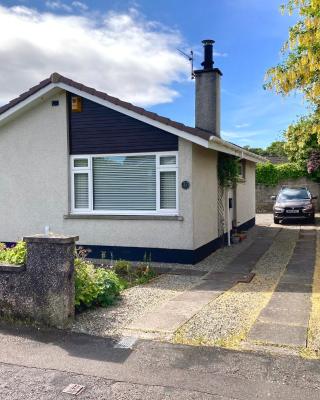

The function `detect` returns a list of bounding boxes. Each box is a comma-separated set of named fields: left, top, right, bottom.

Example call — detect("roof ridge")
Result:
left=0, top=72, right=213, bottom=141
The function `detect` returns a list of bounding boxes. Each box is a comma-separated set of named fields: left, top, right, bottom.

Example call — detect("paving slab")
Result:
left=127, top=230, right=275, bottom=336
left=190, top=280, right=233, bottom=292
left=259, top=306, right=310, bottom=327
left=128, top=310, right=189, bottom=332
left=248, top=229, right=316, bottom=349
left=249, top=322, right=307, bottom=347
left=275, top=282, right=312, bottom=293
left=281, top=272, right=313, bottom=285
left=203, top=271, right=246, bottom=281
left=267, top=295, right=311, bottom=312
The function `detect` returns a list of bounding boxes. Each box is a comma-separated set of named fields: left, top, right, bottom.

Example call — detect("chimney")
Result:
left=194, top=39, right=222, bottom=137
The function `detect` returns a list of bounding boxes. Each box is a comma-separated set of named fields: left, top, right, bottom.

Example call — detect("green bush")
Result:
left=0, top=242, right=154, bottom=312
left=114, top=259, right=132, bottom=276
left=218, top=154, right=240, bottom=187
left=0, top=241, right=27, bottom=265
left=74, top=258, right=125, bottom=309
left=135, top=263, right=156, bottom=284
left=256, top=162, right=306, bottom=186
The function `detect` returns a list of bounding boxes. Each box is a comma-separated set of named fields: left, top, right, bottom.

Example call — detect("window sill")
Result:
left=64, top=214, right=184, bottom=221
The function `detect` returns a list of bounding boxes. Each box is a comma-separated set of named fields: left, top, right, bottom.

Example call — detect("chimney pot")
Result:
left=201, top=39, right=215, bottom=70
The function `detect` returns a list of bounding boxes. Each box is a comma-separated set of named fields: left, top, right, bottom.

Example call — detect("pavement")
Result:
left=0, top=323, right=320, bottom=399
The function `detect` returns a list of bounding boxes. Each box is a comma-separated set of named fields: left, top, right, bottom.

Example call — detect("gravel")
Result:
left=71, top=274, right=199, bottom=338
left=174, top=228, right=299, bottom=347
left=72, top=215, right=299, bottom=341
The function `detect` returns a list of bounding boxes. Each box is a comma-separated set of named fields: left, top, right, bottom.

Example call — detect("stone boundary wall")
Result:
left=0, top=234, right=78, bottom=328
left=256, top=177, right=320, bottom=213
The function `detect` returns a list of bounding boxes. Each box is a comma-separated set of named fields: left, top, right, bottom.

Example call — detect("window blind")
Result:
left=93, top=155, right=156, bottom=211
left=74, top=173, right=89, bottom=209
left=160, top=171, right=176, bottom=209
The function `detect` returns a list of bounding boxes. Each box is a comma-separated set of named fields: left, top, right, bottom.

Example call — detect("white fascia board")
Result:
left=208, top=137, right=268, bottom=163
left=0, top=84, right=58, bottom=126
left=55, top=82, right=210, bottom=148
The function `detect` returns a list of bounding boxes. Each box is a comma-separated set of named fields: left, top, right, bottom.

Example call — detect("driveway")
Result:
left=72, top=214, right=320, bottom=357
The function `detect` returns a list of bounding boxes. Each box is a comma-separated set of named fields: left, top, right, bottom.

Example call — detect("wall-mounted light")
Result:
left=71, top=96, right=82, bottom=112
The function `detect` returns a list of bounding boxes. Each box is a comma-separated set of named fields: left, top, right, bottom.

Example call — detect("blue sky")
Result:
left=0, top=0, right=308, bottom=148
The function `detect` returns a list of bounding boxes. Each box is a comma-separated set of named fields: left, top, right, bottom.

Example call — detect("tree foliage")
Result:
left=256, top=162, right=305, bottom=186
left=265, top=0, right=320, bottom=175
left=243, top=141, right=286, bottom=157
left=265, top=0, right=320, bottom=108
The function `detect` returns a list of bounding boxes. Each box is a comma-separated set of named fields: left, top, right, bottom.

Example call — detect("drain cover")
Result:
left=62, top=384, right=86, bottom=396
left=114, top=336, right=138, bottom=349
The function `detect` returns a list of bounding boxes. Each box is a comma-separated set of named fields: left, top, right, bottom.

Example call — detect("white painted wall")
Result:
left=192, top=144, right=218, bottom=248
left=0, top=90, right=255, bottom=253
left=0, top=98, right=194, bottom=250
left=0, top=90, right=69, bottom=241
left=235, top=161, right=256, bottom=227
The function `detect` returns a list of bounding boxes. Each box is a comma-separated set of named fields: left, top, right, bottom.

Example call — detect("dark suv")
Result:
left=271, top=187, right=316, bottom=224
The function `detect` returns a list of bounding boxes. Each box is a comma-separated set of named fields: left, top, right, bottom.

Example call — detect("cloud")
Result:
left=235, top=123, right=250, bottom=129
left=0, top=5, right=189, bottom=107
left=45, top=1, right=72, bottom=12
left=71, top=1, right=88, bottom=11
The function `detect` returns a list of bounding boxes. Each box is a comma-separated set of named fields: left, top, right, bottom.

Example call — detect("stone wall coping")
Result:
left=23, top=234, right=79, bottom=244
left=0, top=263, right=26, bottom=273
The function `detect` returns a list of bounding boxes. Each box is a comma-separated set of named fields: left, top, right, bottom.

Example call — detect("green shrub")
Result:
left=256, top=162, right=305, bottom=186
left=135, top=263, right=156, bottom=284
left=114, top=259, right=132, bottom=276
left=0, top=241, right=26, bottom=265
left=218, top=154, right=240, bottom=187
left=74, top=258, right=125, bottom=309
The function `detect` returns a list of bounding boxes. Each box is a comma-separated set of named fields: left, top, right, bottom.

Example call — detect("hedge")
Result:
left=256, top=162, right=306, bottom=186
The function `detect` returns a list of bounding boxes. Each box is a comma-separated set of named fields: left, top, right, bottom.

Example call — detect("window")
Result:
left=71, top=152, right=178, bottom=215
left=239, top=160, right=246, bottom=180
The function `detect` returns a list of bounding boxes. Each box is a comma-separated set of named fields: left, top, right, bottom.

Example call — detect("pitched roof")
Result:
left=0, top=72, right=212, bottom=142
left=0, top=72, right=267, bottom=163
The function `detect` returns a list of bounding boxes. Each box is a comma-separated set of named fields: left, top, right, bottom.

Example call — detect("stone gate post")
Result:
left=23, top=234, right=79, bottom=328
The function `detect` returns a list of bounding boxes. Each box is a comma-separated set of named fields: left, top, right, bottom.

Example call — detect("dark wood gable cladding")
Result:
left=68, top=93, right=178, bottom=155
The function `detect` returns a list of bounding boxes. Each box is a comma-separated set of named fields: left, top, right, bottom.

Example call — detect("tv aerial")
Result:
left=177, top=49, right=195, bottom=79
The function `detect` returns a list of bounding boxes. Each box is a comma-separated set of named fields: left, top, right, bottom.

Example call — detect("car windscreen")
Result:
left=278, top=189, right=310, bottom=201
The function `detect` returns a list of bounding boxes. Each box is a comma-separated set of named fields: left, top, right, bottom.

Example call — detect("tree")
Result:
left=265, top=0, right=320, bottom=109
left=265, top=0, right=320, bottom=176
left=243, top=146, right=267, bottom=156
left=243, top=141, right=286, bottom=157
left=265, top=141, right=286, bottom=157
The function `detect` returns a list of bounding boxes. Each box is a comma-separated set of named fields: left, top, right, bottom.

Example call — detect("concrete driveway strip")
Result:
left=249, top=229, right=316, bottom=347
left=127, top=231, right=277, bottom=335
left=0, top=324, right=320, bottom=399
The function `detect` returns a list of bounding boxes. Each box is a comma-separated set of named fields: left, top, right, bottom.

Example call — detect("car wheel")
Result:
left=274, top=217, right=280, bottom=224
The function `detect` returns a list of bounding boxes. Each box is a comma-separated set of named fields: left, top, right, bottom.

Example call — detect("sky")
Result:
left=0, top=0, right=309, bottom=148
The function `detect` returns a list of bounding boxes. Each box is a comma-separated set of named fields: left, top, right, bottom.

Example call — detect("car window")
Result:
left=278, top=188, right=310, bottom=201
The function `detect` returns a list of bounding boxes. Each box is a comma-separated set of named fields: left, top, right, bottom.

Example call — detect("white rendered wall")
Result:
left=235, top=161, right=256, bottom=227
left=0, top=97, right=194, bottom=250
left=192, top=144, right=218, bottom=248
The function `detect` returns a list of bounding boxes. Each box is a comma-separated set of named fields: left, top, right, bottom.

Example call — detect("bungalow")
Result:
left=0, top=40, right=265, bottom=264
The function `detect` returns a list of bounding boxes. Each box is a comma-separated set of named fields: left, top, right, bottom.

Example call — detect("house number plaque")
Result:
left=181, top=180, right=190, bottom=190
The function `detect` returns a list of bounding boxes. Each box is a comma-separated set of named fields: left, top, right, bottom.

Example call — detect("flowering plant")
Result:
left=307, top=151, right=320, bottom=174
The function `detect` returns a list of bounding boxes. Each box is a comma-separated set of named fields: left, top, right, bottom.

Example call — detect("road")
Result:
left=0, top=323, right=320, bottom=399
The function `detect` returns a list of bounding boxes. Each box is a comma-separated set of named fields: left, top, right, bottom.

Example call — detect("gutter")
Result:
left=208, top=135, right=268, bottom=163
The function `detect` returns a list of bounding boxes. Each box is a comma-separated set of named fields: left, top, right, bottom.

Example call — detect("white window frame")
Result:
left=70, top=151, right=179, bottom=216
